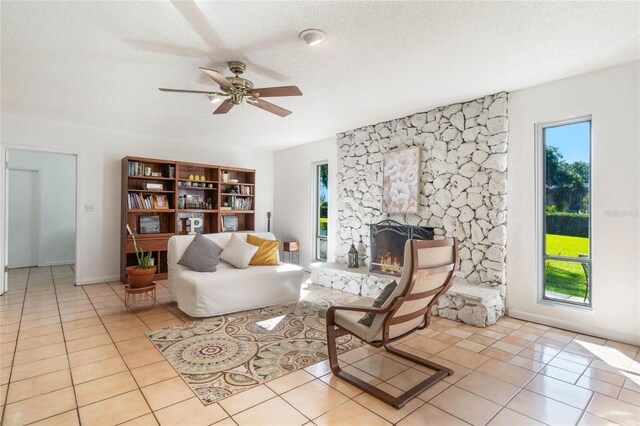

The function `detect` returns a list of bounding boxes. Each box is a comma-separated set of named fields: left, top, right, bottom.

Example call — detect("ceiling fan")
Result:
left=159, top=61, right=302, bottom=117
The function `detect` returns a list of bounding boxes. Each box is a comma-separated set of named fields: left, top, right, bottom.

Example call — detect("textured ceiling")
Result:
left=1, top=1, right=638, bottom=150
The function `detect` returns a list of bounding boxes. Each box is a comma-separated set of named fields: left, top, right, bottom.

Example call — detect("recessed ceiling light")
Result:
left=299, top=29, right=326, bottom=47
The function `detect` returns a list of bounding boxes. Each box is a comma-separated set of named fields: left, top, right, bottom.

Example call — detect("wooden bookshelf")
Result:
left=121, top=156, right=256, bottom=283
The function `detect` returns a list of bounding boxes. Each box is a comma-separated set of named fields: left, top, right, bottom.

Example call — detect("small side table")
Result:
left=283, top=241, right=300, bottom=264
left=124, top=284, right=157, bottom=312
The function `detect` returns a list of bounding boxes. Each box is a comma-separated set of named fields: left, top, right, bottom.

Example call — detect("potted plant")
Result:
left=125, top=225, right=156, bottom=288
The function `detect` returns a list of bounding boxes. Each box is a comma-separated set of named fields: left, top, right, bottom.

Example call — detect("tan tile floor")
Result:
left=1, top=266, right=639, bottom=425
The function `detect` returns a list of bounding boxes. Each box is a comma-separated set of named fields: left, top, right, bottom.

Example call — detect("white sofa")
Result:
left=167, top=232, right=304, bottom=317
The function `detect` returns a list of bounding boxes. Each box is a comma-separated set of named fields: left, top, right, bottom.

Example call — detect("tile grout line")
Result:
left=78, top=280, right=163, bottom=425
left=47, top=266, right=82, bottom=425
left=0, top=267, right=30, bottom=426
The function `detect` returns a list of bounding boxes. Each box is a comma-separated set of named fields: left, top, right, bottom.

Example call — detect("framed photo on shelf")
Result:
left=222, top=215, right=239, bottom=232
left=153, top=194, right=169, bottom=209
left=139, top=216, right=160, bottom=234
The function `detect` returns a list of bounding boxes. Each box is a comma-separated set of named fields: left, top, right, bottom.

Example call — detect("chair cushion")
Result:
left=220, top=233, right=259, bottom=269
left=177, top=233, right=223, bottom=272
left=358, top=281, right=397, bottom=326
left=247, top=234, right=279, bottom=266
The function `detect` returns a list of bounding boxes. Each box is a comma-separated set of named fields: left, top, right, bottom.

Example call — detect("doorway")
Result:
left=3, top=149, right=77, bottom=293
left=8, top=169, right=40, bottom=268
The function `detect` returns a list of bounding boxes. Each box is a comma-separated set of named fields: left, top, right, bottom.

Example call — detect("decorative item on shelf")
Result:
left=200, top=175, right=206, bottom=181
left=347, top=243, right=360, bottom=268
left=153, top=194, right=169, bottom=209
left=267, top=212, right=272, bottom=232
left=178, top=195, right=186, bottom=209
left=151, top=172, right=162, bottom=177
left=356, top=237, right=368, bottom=266
left=208, top=183, right=214, bottom=188
left=169, top=166, right=176, bottom=178
left=139, top=216, right=160, bottom=234
left=144, top=167, right=152, bottom=177
left=194, top=175, right=200, bottom=181
left=179, top=217, right=189, bottom=234
left=187, top=218, right=203, bottom=235
left=142, top=182, right=163, bottom=191
left=229, top=178, right=239, bottom=183
left=222, top=215, right=239, bottom=232
left=189, top=174, right=194, bottom=180
left=220, top=201, right=231, bottom=211
left=125, top=225, right=156, bottom=288
left=221, top=171, right=230, bottom=183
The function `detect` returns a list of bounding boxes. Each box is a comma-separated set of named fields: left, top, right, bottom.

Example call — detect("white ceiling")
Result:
left=2, top=1, right=638, bottom=150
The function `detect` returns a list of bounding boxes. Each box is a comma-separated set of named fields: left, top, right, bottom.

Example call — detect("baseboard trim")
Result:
left=508, top=309, right=640, bottom=346
left=38, top=260, right=75, bottom=267
left=77, top=275, right=121, bottom=286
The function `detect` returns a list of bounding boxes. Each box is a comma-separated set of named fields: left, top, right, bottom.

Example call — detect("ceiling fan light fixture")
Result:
left=299, top=29, right=326, bottom=46
left=208, top=93, right=224, bottom=104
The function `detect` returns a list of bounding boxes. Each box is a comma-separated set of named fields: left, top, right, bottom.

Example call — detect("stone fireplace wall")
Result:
left=335, top=92, right=509, bottom=294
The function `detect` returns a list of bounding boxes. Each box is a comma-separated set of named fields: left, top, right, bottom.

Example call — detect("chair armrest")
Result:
left=325, top=301, right=400, bottom=326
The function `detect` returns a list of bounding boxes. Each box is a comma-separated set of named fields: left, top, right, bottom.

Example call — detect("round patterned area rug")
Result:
left=147, top=297, right=364, bottom=405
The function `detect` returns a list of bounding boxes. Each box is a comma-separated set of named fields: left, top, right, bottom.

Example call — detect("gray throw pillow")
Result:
left=358, top=280, right=398, bottom=327
left=178, top=233, right=223, bottom=272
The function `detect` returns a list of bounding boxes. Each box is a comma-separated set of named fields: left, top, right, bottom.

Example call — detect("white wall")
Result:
left=8, top=150, right=76, bottom=266
left=273, top=137, right=337, bottom=269
left=1, top=114, right=275, bottom=285
left=507, top=61, right=640, bottom=345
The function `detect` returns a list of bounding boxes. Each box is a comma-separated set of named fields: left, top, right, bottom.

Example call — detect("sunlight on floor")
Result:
left=255, top=315, right=286, bottom=331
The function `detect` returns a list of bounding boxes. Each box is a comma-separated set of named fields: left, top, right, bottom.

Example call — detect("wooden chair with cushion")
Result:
left=321, top=238, right=459, bottom=409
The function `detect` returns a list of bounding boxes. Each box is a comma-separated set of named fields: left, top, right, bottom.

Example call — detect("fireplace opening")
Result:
left=369, top=220, right=434, bottom=276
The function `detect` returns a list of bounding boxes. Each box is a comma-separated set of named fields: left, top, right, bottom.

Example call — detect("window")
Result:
left=537, top=118, right=591, bottom=306
left=314, top=162, right=328, bottom=261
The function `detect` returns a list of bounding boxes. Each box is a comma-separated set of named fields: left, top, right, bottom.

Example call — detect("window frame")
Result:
left=535, top=116, right=593, bottom=309
left=312, top=161, right=328, bottom=262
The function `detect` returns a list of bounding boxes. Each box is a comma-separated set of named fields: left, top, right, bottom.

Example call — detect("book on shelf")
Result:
left=128, top=161, right=145, bottom=177
left=127, top=193, right=168, bottom=210
left=127, top=161, right=175, bottom=178
left=220, top=206, right=232, bottom=211
left=224, top=196, right=252, bottom=211
left=142, top=182, right=164, bottom=190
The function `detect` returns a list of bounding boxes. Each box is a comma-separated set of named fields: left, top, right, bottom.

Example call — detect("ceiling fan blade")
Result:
left=251, top=86, right=303, bottom=97
left=212, top=99, right=235, bottom=115
left=159, top=88, right=214, bottom=94
left=199, top=67, right=234, bottom=91
left=247, top=98, right=292, bottom=117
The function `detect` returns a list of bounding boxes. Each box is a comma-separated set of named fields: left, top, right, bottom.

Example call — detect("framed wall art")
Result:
left=382, top=147, right=420, bottom=214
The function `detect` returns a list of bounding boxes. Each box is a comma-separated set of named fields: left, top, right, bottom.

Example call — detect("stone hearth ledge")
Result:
left=310, top=262, right=504, bottom=327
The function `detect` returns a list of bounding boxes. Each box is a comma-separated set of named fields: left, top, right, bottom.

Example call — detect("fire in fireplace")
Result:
left=369, top=220, right=434, bottom=276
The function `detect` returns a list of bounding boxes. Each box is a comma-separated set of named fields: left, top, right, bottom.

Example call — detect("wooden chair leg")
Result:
left=326, top=324, right=452, bottom=409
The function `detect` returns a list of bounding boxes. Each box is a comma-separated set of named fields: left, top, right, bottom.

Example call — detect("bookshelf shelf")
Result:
left=121, top=157, right=256, bottom=283
left=178, top=179, right=219, bottom=184
left=128, top=175, right=175, bottom=181
left=220, top=210, right=255, bottom=214
left=127, top=189, right=175, bottom=193
left=127, top=209, right=176, bottom=213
